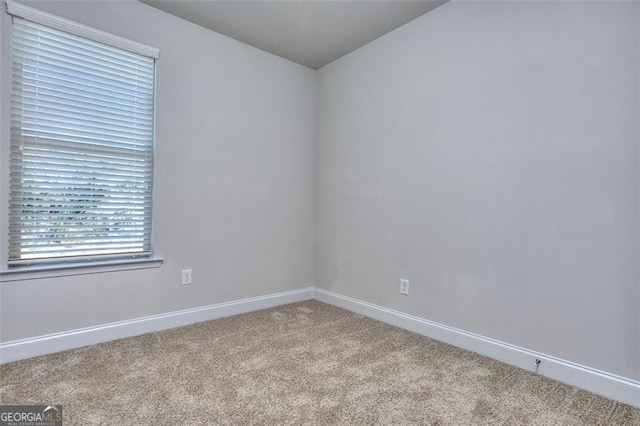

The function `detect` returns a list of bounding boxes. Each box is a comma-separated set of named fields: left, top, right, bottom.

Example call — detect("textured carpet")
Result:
left=1, top=300, right=638, bottom=425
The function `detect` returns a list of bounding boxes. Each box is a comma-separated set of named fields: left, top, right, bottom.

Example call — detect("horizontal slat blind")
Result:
left=9, top=16, right=155, bottom=266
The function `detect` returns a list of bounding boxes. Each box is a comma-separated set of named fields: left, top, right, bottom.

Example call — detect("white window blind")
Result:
left=8, top=16, right=156, bottom=266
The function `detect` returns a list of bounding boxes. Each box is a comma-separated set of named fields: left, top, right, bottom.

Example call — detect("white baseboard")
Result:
left=313, top=288, right=640, bottom=409
left=0, top=287, right=313, bottom=365
left=2, top=285, right=637, bottom=409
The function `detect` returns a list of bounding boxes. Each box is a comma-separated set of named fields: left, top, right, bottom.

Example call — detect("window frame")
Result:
left=0, top=0, right=162, bottom=279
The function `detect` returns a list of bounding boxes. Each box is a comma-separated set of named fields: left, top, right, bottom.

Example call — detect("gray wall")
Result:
left=0, top=1, right=316, bottom=341
left=315, top=1, right=640, bottom=380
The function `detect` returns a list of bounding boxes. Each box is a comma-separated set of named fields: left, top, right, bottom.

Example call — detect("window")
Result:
left=7, top=2, right=159, bottom=267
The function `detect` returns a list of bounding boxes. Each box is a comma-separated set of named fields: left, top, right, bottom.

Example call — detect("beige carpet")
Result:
left=1, top=300, right=638, bottom=425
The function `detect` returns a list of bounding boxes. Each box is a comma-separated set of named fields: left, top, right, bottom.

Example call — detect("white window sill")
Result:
left=0, top=257, right=163, bottom=282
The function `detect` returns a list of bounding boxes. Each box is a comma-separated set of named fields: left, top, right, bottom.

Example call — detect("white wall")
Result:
left=316, top=0, right=640, bottom=381
left=0, top=1, right=316, bottom=342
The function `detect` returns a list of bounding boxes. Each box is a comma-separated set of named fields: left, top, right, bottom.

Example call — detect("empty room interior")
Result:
left=0, top=0, right=639, bottom=423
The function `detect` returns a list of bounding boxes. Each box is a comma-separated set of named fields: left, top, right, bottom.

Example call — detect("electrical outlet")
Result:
left=400, top=279, right=409, bottom=296
left=182, top=269, right=193, bottom=285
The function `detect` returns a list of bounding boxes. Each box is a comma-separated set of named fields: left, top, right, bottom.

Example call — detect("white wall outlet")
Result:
left=400, top=279, right=409, bottom=295
left=182, top=269, right=193, bottom=285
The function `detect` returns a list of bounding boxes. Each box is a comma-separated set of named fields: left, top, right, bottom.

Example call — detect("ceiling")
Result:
left=141, top=1, right=447, bottom=69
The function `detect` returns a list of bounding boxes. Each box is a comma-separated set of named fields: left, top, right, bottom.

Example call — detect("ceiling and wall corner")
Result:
left=142, top=0, right=640, bottom=386
left=140, top=0, right=447, bottom=69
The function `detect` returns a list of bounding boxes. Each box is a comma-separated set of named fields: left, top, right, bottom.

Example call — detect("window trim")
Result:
left=5, top=0, right=159, bottom=59
left=2, top=1, right=161, bottom=274
left=0, top=256, right=163, bottom=282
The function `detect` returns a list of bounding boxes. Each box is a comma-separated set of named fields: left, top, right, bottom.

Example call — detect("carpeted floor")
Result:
left=1, top=300, right=638, bottom=425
